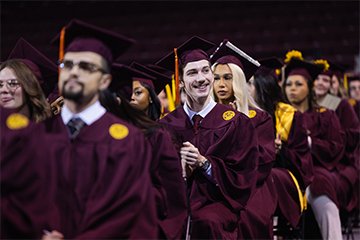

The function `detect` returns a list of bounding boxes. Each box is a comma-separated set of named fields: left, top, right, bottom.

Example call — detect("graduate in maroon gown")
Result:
left=284, top=58, right=345, bottom=239
left=251, top=60, right=313, bottom=235
left=0, top=108, right=60, bottom=239
left=314, top=60, right=360, bottom=214
left=210, top=39, right=277, bottom=239
left=157, top=36, right=259, bottom=239
left=102, top=63, right=187, bottom=239
left=41, top=19, right=157, bottom=239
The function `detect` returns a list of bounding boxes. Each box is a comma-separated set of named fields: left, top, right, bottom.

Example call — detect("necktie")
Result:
left=67, top=117, right=86, bottom=139
left=192, top=114, right=203, bottom=134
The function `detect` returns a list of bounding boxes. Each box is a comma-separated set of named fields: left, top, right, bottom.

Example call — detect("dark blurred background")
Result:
left=1, top=0, right=359, bottom=71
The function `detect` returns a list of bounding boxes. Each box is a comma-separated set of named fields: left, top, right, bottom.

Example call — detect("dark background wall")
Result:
left=1, top=0, right=359, bottom=71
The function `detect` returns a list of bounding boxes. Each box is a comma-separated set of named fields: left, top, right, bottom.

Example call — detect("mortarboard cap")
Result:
left=146, top=64, right=174, bottom=78
left=155, top=36, right=215, bottom=71
left=51, top=19, right=135, bottom=65
left=285, top=58, right=323, bottom=82
left=7, top=38, right=58, bottom=97
left=130, top=62, right=172, bottom=94
left=256, top=57, right=283, bottom=78
left=210, top=39, right=260, bottom=81
left=313, top=59, right=347, bottom=78
left=110, top=63, right=156, bottom=99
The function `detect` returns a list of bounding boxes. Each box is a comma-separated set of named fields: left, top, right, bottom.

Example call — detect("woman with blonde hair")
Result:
left=211, top=39, right=277, bottom=239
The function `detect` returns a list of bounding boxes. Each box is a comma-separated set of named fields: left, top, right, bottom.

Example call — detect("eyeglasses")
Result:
left=350, top=86, right=360, bottom=91
left=58, top=60, right=107, bottom=74
left=0, top=79, right=21, bottom=91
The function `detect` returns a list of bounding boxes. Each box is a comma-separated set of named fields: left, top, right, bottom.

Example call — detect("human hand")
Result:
left=180, top=141, right=206, bottom=169
left=42, top=230, right=64, bottom=240
left=275, top=133, right=282, bottom=154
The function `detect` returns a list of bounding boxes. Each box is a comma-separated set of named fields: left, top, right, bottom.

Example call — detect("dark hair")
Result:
left=253, top=69, right=285, bottom=122
left=139, top=82, right=161, bottom=121
left=99, top=89, right=160, bottom=138
left=0, top=59, right=51, bottom=122
left=281, top=72, right=318, bottom=111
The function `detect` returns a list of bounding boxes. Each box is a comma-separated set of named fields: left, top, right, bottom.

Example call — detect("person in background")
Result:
left=210, top=39, right=276, bottom=239
left=328, top=61, right=348, bottom=99
left=102, top=63, right=187, bottom=239
left=157, top=36, right=259, bottom=239
left=41, top=19, right=157, bottom=239
left=129, top=61, right=172, bottom=120
left=251, top=58, right=313, bottom=238
left=283, top=58, right=345, bottom=240
left=0, top=38, right=56, bottom=122
left=347, top=73, right=360, bottom=119
left=314, top=59, right=360, bottom=222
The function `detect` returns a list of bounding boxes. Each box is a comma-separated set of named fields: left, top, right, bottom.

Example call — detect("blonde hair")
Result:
left=212, top=62, right=260, bottom=116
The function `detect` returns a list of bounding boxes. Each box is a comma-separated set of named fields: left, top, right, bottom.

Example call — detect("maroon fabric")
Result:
left=288, top=68, right=312, bottom=82
left=249, top=109, right=276, bottom=186
left=237, top=109, right=276, bottom=239
left=273, top=110, right=313, bottom=227
left=42, top=113, right=158, bottom=239
left=160, top=104, right=259, bottom=239
left=66, top=37, right=113, bottom=65
left=216, top=55, right=244, bottom=70
left=238, top=175, right=278, bottom=239
left=303, top=108, right=346, bottom=209
left=134, top=77, right=155, bottom=90
left=334, top=99, right=360, bottom=211
left=180, top=49, right=209, bottom=66
left=146, top=127, right=188, bottom=239
left=0, top=108, right=60, bottom=239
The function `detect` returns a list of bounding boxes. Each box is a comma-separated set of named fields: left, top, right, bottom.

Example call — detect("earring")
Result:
left=149, top=98, right=153, bottom=103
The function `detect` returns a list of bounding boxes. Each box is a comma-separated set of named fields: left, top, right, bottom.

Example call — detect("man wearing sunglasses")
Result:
left=41, top=19, right=158, bottom=240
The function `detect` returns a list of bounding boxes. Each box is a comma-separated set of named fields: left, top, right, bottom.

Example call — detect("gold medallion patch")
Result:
left=6, top=113, right=29, bottom=130
left=248, top=110, right=257, bottom=118
left=109, top=124, right=129, bottom=140
left=319, top=107, right=327, bottom=113
left=222, top=110, right=235, bottom=120
left=348, top=98, right=356, bottom=106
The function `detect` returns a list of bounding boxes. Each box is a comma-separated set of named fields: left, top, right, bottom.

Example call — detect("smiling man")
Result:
left=157, top=36, right=259, bottom=239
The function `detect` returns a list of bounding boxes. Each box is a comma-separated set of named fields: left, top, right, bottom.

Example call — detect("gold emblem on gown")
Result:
left=222, top=110, right=235, bottom=120
left=109, top=124, right=129, bottom=140
left=6, top=113, right=29, bottom=130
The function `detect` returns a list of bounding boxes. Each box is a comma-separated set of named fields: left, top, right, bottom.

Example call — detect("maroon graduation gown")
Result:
left=160, top=104, right=259, bottom=239
left=42, top=112, right=158, bottom=239
left=147, top=127, right=188, bottom=239
left=0, top=108, right=60, bottom=239
left=238, top=109, right=277, bottom=239
left=334, top=99, right=360, bottom=211
left=272, top=111, right=313, bottom=227
left=303, top=108, right=345, bottom=208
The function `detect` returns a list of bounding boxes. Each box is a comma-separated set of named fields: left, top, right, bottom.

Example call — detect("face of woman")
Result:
left=330, top=75, right=340, bottom=95
left=0, top=67, right=24, bottom=109
left=130, top=80, right=151, bottom=112
left=285, top=75, right=309, bottom=106
left=314, top=74, right=331, bottom=97
left=213, top=64, right=234, bottom=103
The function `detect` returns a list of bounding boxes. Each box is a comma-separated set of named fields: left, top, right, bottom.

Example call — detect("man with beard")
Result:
left=156, top=36, right=259, bottom=239
left=41, top=19, right=157, bottom=239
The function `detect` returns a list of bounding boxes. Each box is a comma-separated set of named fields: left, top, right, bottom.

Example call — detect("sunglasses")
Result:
left=58, top=60, right=107, bottom=74
left=0, top=79, right=21, bottom=91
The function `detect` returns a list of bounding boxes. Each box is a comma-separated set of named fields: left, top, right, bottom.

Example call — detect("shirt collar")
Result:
left=183, top=98, right=216, bottom=123
left=61, top=100, right=106, bottom=125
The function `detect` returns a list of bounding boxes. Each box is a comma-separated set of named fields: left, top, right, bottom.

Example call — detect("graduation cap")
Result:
left=51, top=19, right=136, bottom=65
left=285, top=58, right=323, bottom=82
left=146, top=64, right=174, bottom=78
left=256, top=57, right=284, bottom=78
left=210, top=39, right=260, bottom=81
left=155, top=36, right=215, bottom=71
left=130, top=62, right=172, bottom=94
left=110, top=63, right=156, bottom=100
left=7, top=37, right=58, bottom=98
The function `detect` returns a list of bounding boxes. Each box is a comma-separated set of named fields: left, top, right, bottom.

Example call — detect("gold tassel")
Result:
left=166, top=84, right=175, bottom=112
left=343, top=73, right=348, bottom=93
